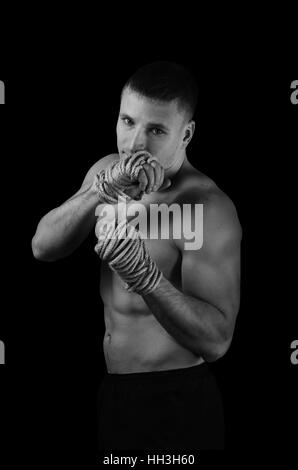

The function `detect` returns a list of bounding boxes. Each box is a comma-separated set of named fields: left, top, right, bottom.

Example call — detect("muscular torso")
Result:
left=98, top=158, right=218, bottom=373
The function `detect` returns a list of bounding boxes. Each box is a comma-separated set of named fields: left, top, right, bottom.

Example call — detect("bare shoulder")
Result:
left=176, top=162, right=242, bottom=241
left=203, top=189, right=242, bottom=246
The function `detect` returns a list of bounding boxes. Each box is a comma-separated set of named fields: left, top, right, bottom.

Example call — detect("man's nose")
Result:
left=127, top=128, right=147, bottom=153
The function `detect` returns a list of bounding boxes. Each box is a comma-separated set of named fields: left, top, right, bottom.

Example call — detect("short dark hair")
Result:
left=121, top=61, right=198, bottom=121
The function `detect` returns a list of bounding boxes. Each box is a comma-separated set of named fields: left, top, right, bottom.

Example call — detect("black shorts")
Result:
left=97, top=362, right=224, bottom=451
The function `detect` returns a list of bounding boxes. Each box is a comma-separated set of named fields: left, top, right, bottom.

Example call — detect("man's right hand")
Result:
left=124, top=160, right=172, bottom=200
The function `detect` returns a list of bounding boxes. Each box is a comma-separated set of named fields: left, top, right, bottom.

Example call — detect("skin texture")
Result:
left=32, top=88, right=242, bottom=374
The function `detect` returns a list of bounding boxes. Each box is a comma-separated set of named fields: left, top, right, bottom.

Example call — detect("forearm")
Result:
left=32, top=183, right=99, bottom=261
left=142, top=276, right=228, bottom=361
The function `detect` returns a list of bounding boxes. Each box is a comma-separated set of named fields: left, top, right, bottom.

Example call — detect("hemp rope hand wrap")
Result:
left=94, top=151, right=163, bottom=295
left=93, top=150, right=158, bottom=203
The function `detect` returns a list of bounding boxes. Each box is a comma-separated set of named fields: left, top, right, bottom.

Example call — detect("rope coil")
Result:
left=94, top=220, right=163, bottom=295
left=94, top=150, right=157, bottom=203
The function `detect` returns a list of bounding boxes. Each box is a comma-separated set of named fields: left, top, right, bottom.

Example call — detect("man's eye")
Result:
left=122, top=117, right=133, bottom=126
left=151, top=128, right=164, bottom=135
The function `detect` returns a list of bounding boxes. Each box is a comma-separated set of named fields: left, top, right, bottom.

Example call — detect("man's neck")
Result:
left=164, top=152, right=186, bottom=180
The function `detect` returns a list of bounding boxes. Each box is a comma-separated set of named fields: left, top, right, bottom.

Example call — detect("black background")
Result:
left=0, top=28, right=297, bottom=468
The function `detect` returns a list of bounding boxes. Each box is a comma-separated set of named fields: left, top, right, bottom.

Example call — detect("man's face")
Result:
left=116, top=88, right=188, bottom=169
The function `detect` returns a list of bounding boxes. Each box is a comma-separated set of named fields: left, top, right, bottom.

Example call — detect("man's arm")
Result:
left=31, top=154, right=118, bottom=262
left=142, top=194, right=242, bottom=362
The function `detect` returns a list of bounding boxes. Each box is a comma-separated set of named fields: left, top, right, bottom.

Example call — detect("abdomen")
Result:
left=99, top=241, right=203, bottom=373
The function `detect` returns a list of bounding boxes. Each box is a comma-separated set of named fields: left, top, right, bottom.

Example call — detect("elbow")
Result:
left=31, top=236, right=57, bottom=262
left=204, top=343, right=229, bottom=362
left=31, top=235, right=42, bottom=259
left=202, top=335, right=233, bottom=363
left=203, top=315, right=237, bottom=362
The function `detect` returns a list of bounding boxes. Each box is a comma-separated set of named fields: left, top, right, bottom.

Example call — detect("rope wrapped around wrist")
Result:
left=94, top=220, right=163, bottom=295
left=94, top=150, right=157, bottom=203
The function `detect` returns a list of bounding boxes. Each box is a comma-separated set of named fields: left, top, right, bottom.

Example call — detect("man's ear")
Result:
left=182, top=120, right=195, bottom=147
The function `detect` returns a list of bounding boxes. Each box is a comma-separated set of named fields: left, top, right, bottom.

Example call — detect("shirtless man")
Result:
left=32, top=62, right=242, bottom=451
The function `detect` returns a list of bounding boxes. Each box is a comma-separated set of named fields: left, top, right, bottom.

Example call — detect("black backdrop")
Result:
left=0, top=37, right=297, bottom=468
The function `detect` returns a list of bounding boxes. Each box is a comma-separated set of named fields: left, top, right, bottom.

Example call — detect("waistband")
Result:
left=104, top=361, right=209, bottom=384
